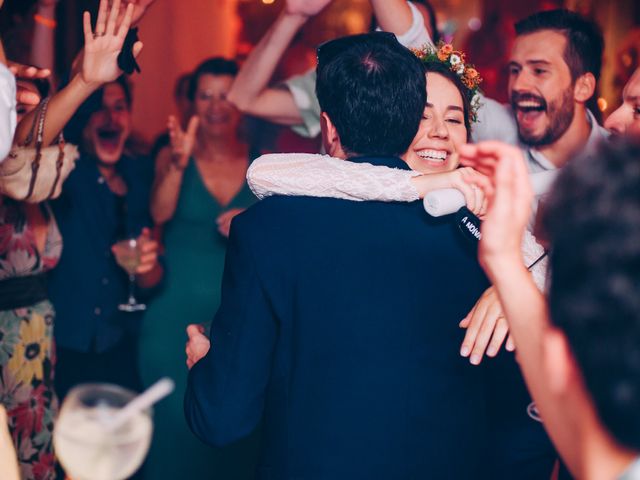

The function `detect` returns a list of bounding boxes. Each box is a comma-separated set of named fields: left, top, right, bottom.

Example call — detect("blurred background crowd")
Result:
left=0, top=1, right=639, bottom=480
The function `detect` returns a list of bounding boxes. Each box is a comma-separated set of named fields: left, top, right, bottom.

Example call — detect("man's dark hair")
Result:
left=316, top=32, right=426, bottom=157
left=515, top=9, right=604, bottom=82
left=544, top=139, right=640, bottom=450
left=188, top=57, right=239, bottom=101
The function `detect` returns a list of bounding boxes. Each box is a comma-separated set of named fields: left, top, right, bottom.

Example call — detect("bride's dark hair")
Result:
left=421, top=61, right=473, bottom=141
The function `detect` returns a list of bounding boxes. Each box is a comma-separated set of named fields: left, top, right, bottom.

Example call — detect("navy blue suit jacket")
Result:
left=185, top=156, right=491, bottom=479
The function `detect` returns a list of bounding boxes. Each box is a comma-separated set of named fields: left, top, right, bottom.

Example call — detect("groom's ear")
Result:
left=321, top=112, right=347, bottom=159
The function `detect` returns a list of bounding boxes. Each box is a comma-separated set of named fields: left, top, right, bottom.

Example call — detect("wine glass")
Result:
left=54, top=384, right=153, bottom=480
left=112, top=237, right=146, bottom=312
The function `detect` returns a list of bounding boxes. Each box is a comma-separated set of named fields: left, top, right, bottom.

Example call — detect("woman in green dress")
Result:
left=142, top=58, right=259, bottom=480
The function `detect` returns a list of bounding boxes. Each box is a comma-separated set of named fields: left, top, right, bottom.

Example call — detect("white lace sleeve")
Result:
left=247, top=153, right=420, bottom=202
left=521, top=229, right=548, bottom=292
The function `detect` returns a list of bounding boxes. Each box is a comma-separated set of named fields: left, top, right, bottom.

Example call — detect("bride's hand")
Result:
left=459, top=286, right=515, bottom=365
left=80, top=0, right=143, bottom=86
left=411, top=166, right=489, bottom=218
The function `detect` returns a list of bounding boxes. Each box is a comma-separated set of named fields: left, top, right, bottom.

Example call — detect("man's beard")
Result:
left=512, top=86, right=575, bottom=147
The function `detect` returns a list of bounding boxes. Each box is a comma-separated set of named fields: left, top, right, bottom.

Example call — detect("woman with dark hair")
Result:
left=141, top=57, right=258, bottom=480
left=50, top=74, right=162, bottom=403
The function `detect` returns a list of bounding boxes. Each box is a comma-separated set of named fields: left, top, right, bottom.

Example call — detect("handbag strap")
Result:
left=47, top=136, right=66, bottom=200
left=24, top=97, right=50, bottom=201
left=23, top=97, right=48, bottom=147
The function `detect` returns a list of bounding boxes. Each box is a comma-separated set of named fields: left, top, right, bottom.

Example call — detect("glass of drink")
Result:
left=112, top=237, right=146, bottom=312
left=54, top=384, right=153, bottom=480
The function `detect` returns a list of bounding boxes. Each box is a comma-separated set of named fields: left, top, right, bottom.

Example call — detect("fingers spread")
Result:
left=106, top=0, right=121, bottom=36
left=95, top=0, right=109, bottom=34
left=83, top=11, right=93, bottom=45
left=117, top=2, right=135, bottom=40
left=186, top=116, right=200, bottom=137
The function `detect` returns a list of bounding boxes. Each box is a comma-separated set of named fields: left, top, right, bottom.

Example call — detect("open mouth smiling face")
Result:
left=406, top=72, right=467, bottom=174
left=508, top=30, right=577, bottom=146
left=86, top=82, right=132, bottom=164
left=512, top=92, right=548, bottom=135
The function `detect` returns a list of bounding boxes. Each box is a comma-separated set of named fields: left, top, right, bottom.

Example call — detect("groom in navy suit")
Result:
left=185, top=32, right=491, bottom=479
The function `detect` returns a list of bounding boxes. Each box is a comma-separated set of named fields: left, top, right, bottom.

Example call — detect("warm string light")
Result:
left=597, top=97, right=608, bottom=112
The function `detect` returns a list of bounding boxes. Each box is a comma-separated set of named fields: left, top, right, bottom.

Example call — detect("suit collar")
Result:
left=347, top=155, right=411, bottom=171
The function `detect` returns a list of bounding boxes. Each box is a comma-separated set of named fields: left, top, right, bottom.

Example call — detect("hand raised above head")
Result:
left=285, top=0, right=333, bottom=18
left=81, top=0, right=143, bottom=86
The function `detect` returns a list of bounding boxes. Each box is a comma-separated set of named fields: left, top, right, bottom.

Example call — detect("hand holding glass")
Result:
left=112, top=237, right=146, bottom=311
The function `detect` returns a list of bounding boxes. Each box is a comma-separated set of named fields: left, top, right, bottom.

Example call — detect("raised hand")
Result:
left=458, top=141, right=533, bottom=271
left=285, top=0, right=333, bottom=18
left=168, top=115, right=199, bottom=169
left=81, top=0, right=143, bottom=86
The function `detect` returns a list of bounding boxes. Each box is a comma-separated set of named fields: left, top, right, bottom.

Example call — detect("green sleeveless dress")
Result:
left=139, top=158, right=260, bottom=479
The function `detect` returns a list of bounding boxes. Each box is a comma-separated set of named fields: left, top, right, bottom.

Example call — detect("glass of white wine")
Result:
left=112, top=237, right=146, bottom=312
left=54, top=384, right=153, bottom=480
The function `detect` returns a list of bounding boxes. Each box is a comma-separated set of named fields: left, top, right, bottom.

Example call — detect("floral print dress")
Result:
left=0, top=199, right=61, bottom=480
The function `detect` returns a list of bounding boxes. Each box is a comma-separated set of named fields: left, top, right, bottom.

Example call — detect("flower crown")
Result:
left=411, top=42, right=483, bottom=123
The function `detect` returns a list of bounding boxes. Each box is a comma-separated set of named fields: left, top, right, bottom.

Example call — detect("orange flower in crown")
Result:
left=465, top=68, right=479, bottom=80
left=412, top=42, right=484, bottom=123
left=437, top=44, right=453, bottom=61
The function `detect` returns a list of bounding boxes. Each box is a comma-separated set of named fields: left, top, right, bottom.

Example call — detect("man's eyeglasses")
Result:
left=316, top=31, right=398, bottom=67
